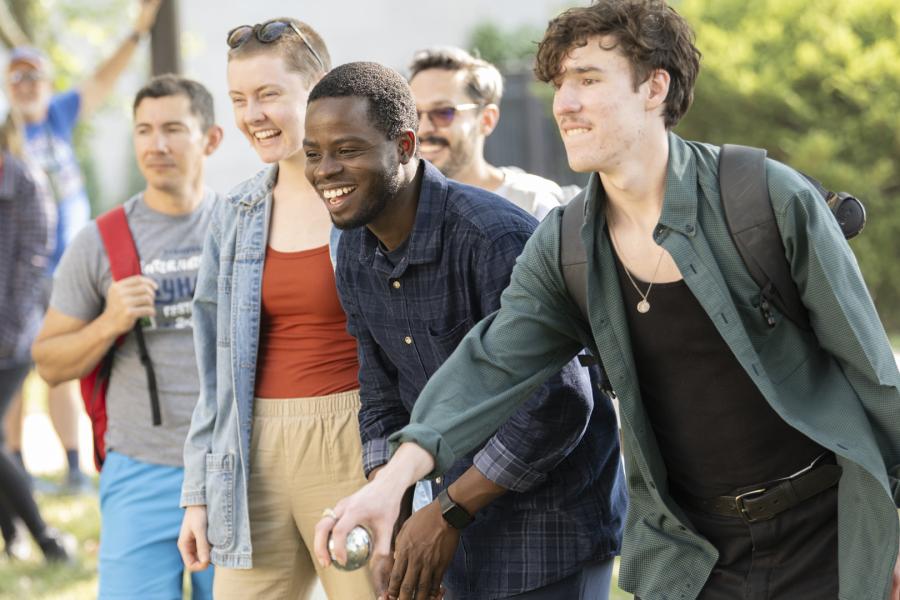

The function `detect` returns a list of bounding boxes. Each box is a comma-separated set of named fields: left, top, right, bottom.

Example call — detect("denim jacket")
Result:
left=180, top=166, right=340, bottom=568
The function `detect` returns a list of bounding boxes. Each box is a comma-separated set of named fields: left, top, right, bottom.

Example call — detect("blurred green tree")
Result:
left=2, top=0, right=136, bottom=214
left=675, top=0, right=900, bottom=330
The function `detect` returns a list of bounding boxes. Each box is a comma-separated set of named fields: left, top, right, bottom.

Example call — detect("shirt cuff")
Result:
left=473, top=436, right=547, bottom=492
left=363, top=438, right=392, bottom=477
left=180, top=490, right=206, bottom=508
left=388, top=423, right=457, bottom=479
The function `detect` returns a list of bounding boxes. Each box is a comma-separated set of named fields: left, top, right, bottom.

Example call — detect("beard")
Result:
left=330, top=167, right=404, bottom=231
left=419, top=133, right=476, bottom=179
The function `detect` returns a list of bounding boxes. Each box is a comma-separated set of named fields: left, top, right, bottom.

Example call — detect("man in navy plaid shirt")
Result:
left=303, top=62, right=625, bottom=600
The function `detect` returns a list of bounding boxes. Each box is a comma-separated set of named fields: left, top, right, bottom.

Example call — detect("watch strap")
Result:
left=437, top=488, right=473, bottom=530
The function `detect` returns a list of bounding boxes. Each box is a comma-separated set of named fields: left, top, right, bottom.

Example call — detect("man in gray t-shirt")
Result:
left=32, top=75, right=222, bottom=600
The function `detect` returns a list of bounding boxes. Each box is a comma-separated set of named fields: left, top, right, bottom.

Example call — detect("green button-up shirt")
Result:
left=390, top=133, right=900, bottom=599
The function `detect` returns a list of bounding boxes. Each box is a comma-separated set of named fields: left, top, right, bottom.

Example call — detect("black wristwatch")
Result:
left=437, top=488, right=473, bottom=530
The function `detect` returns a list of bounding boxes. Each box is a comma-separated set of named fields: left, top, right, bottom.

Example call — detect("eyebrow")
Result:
left=417, top=99, right=457, bottom=108
left=134, top=120, right=189, bottom=128
left=228, top=84, right=284, bottom=96
left=571, top=65, right=605, bottom=75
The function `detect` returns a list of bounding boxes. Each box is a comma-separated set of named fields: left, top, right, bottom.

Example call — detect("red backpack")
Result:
left=79, top=205, right=160, bottom=470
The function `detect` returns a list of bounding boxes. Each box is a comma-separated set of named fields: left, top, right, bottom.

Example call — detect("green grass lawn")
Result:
left=0, top=474, right=101, bottom=599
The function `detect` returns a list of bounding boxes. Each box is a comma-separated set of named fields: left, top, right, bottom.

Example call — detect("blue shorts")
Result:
left=98, top=451, right=213, bottom=600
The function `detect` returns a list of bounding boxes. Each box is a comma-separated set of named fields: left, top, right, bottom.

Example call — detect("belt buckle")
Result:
left=734, top=488, right=767, bottom=523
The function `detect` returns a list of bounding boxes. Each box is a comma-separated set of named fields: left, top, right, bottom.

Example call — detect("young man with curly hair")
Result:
left=319, top=2, right=900, bottom=599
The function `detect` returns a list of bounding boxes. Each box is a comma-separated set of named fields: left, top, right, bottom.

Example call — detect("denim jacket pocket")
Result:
left=205, top=452, right=235, bottom=548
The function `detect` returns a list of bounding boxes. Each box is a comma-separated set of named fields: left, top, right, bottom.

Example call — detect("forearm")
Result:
left=371, top=442, right=434, bottom=492
left=32, top=314, right=119, bottom=385
left=80, top=32, right=142, bottom=116
left=447, top=465, right=507, bottom=516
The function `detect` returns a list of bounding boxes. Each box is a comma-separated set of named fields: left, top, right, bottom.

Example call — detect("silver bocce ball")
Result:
left=328, top=526, right=372, bottom=571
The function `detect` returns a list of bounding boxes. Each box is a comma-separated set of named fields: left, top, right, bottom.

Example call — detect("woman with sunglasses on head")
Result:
left=177, top=18, right=375, bottom=599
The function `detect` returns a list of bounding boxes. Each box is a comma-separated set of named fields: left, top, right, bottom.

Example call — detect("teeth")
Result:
left=566, top=128, right=591, bottom=136
left=254, top=130, right=279, bottom=140
left=323, top=186, right=356, bottom=201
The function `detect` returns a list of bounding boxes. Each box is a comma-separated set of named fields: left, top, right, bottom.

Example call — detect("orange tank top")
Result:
left=254, top=244, right=359, bottom=398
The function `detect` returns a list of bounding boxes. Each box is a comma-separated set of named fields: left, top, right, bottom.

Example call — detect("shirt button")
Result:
left=392, top=280, right=401, bottom=289
left=435, top=477, right=442, bottom=484
left=404, top=336, right=413, bottom=345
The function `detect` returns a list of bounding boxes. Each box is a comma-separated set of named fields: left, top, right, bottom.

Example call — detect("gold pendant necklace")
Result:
left=609, top=225, right=666, bottom=314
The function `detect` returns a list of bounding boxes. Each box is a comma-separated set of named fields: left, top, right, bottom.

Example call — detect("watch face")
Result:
left=439, top=489, right=473, bottom=529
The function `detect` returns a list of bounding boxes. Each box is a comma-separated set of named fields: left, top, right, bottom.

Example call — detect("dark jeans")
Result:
left=446, top=558, right=615, bottom=600
left=639, top=486, right=839, bottom=600
left=0, top=362, right=50, bottom=546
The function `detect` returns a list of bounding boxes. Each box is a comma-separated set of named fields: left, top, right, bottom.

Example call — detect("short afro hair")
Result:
left=308, top=61, right=418, bottom=139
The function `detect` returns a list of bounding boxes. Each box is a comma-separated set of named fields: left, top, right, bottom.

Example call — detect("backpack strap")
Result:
left=95, top=205, right=162, bottom=426
left=718, top=144, right=810, bottom=330
left=560, top=190, right=600, bottom=368
left=560, top=190, right=589, bottom=322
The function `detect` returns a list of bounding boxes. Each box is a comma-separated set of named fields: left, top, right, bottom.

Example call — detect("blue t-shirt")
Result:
left=24, top=90, right=91, bottom=270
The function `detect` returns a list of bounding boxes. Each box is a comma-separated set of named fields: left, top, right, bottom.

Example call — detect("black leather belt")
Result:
left=676, top=454, right=842, bottom=523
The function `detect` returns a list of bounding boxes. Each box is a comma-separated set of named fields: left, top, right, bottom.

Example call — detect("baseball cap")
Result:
left=7, top=46, right=48, bottom=72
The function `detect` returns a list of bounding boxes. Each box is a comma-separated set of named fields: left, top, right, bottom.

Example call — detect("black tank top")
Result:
left=611, top=246, right=826, bottom=497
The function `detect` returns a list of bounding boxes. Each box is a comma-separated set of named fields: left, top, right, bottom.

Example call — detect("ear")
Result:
left=203, top=125, right=225, bottom=156
left=397, top=129, right=416, bottom=164
left=478, top=103, right=500, bottom=136
left=645, top=68, right=671, bottom=114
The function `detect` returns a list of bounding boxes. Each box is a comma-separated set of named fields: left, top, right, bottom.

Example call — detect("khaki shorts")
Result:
left=213, top=390, right=375, bottom=600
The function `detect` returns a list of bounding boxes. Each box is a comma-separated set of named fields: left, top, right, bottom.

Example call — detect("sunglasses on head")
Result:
left=226, top=20, right=324, bottom=71
left=417, top=103, right=482, bottom=128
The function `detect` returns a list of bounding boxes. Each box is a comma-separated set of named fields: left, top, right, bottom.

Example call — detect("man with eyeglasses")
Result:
left=409, top=47, right=574, bottom=221
left=4, top=0, right=162, bottom=496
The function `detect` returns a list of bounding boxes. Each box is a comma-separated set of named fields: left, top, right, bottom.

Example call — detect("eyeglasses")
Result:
left=226, top=20, right=325, bottom=71
left=8, top=70, right=46, bottom=85
left=416, top=103, right=482, bottom=128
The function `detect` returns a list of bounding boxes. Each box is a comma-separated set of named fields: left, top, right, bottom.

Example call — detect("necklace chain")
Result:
left=609, top=224, right=666, bottom=314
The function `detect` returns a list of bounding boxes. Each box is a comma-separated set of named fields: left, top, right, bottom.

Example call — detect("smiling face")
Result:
left=227, top=52, right=311, bottom=164
left=552, top=35, right=663, bottom=174
left=409, top=68, right=484, bottom=178
left=133, top=94, right=213, bottom=195
left=303, top=96, right=409, bottom=230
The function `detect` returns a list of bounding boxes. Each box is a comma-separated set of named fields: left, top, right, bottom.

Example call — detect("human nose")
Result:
left=417, top=110, right=436, bottom=136
left=553, top=83, right=581, bottom=118
left=150, top=131, right=170, bottom=153
left=315, top=152, right=343, bottom=180
left=244, top=98, right=266, bottom=125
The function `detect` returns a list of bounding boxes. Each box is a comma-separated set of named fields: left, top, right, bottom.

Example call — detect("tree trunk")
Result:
left=150, top=0, right=181, bottom=75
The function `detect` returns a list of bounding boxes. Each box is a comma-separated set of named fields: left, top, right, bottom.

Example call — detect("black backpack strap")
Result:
left=560, top=191, right=600, bottom=368
left=718, top=144, right=811, bottom=330
left=133, top=324, right=161, bottom=426
left=560, top=190, right=589, bottom=322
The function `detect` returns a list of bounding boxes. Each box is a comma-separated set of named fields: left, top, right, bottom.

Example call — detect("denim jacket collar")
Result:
left=226, top=164, right=278, bottom=209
